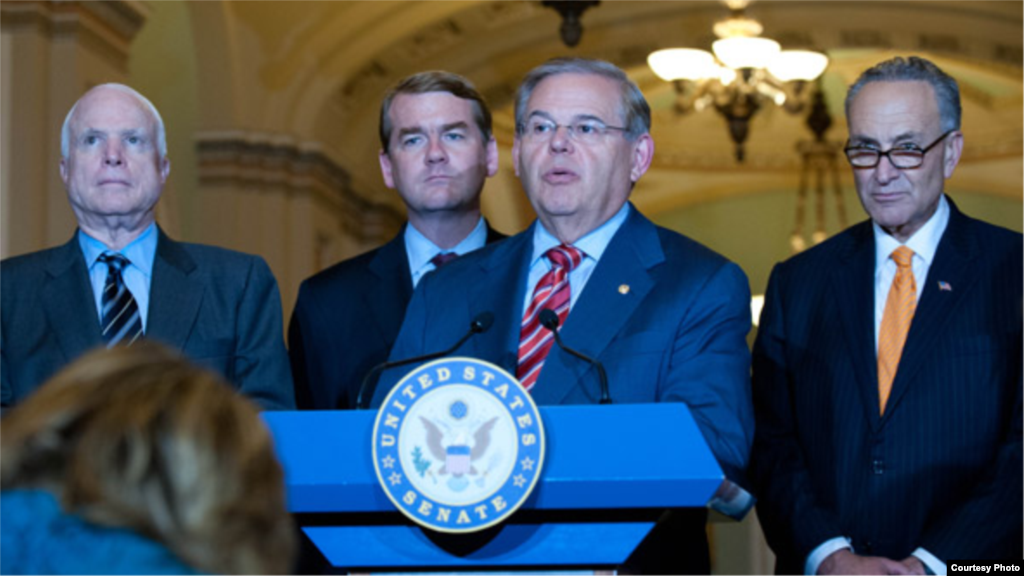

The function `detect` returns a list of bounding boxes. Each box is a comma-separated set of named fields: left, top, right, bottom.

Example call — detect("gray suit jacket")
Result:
left=1, top=228, right=295, bottom=410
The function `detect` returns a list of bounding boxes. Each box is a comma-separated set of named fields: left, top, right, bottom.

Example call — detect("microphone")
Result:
left=356, top=312, right=494, bottom=410
left=538, top=308, right=612, bottom=405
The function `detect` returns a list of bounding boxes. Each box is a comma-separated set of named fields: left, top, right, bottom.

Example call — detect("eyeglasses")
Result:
left=844, top=130, right=955, bottom=169
left=519, top=118, right=629, bottom=144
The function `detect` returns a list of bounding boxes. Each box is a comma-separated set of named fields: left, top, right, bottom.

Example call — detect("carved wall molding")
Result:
left=0, top=0, right=147, bottom=73
left=195, top=133, right=403, bottom=243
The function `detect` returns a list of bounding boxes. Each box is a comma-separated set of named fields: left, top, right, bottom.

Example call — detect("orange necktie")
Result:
left=878, top=246, right=916, bottom=414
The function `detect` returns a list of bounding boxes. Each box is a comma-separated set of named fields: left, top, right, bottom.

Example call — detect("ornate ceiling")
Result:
left=185, top=1, right=1022, bottom=213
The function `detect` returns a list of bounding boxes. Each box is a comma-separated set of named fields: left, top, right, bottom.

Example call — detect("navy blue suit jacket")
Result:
left=373, top=206, right=754, bottom=482
left=1, top=229, right=295, bottom=411
left=289, top=224, right=505, bottom=410
left=750, top=198, right=1023, bottom=572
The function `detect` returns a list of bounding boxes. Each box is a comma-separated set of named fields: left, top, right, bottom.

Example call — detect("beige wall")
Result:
left=0, top=1, right=146, bottom=259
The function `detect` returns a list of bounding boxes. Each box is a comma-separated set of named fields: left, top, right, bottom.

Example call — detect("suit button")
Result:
left=872, top=460, right=884, bottom=474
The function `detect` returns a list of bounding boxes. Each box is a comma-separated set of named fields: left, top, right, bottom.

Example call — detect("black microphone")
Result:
left=538, top=308, right=612, bottom=405
left=356, top=312, right=495, bottom=410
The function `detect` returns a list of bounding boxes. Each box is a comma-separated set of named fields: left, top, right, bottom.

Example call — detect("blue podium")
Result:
left=263, top=403, right=724, bottom=570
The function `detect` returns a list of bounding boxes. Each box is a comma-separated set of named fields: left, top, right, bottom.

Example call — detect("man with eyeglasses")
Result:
left=750, top=56, right=1022, bottom=575
left=373, top=57, right=754, bottom=573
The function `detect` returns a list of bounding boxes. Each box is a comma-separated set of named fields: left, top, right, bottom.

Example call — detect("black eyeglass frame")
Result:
left=844, top=129, right=956, bottom=169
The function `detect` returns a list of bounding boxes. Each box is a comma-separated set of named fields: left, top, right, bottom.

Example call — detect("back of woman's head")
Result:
left=1, top=343, right=295, bottom=574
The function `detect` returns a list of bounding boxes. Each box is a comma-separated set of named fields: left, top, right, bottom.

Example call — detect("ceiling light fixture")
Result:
left=648, top=0, right=828, bottom=162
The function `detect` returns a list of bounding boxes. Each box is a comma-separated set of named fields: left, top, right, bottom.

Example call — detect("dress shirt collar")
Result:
left=873, top=194, right=949, bottom=271
left=529, top=203, right=631, bottom=267
left=78, top=222, right=158, bottom=277
left=405, top=216, right=487, bottom=273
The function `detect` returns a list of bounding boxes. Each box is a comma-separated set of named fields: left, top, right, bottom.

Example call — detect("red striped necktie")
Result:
left=517, top=244, right=584, bottom=392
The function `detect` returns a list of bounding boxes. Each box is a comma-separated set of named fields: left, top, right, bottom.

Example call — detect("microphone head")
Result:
left=538, top=308, right=560, bottom=330
left=471, top=311, right=495, bottom=333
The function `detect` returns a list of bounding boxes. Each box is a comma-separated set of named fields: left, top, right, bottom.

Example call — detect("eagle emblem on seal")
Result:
left=420, top=414, right=498, bottom=478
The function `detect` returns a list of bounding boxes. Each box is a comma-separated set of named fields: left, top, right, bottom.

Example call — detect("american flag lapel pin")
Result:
left=938, top=281, right=952, bottom=292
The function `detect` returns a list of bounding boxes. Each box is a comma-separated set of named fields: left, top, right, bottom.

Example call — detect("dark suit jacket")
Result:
left=375, top=206, right=753, bottom=477
left=288, top=223, right=505, bottom=410
left=1, top=229, right=295, bottom=411
left=750, top=198, right=1023, bottom=573
left=373, top=205, right=755, bottom=573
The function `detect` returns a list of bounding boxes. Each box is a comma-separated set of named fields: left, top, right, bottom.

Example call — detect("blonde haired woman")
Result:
left=1, top=343, right=295, bottom=574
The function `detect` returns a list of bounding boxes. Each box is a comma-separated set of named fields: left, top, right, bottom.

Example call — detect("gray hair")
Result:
left=845, top=56, right=961, bottom=132
left=514, top=57, right=651, bottom=140
left=61, top=83, right=168, bottom=158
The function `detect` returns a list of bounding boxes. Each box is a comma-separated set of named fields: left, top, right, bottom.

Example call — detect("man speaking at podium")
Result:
left=373, top=57, right=754, bottom=573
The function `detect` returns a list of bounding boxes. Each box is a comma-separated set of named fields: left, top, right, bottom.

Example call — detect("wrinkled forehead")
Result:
left=70, top=87, right=158, bottom=133
left=848, top=80, right=941, bottom=130
left=527, top=73, right=626, bottom=122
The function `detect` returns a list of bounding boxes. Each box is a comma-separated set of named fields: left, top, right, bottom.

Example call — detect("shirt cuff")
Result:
left=912, top=547, right=946, bottom=575
left=805, top=537, right=852, bottom=575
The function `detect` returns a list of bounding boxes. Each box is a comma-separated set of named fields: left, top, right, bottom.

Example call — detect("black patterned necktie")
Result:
left=98, top=253, right=143, bottom=347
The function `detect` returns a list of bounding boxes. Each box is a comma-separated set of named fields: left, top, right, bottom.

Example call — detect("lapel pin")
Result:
left=938, top=281, right=952, bottom=292
left=618, top=284, right=630, bottom=295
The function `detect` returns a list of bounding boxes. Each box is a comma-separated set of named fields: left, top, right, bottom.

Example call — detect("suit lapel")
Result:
left=830, top=222, right=882, bottom=431
left=471, top=229, right=534, bottom=375
left=367, top=230, right=414, bottom=345
left=42, top=235, right=103, bottom=360
left=532, top=209, right=661, bottom=405
left=882, top=201, right=977, bottom=421
left=484, top=221, right=507, bottom=245
left=147, top=229, right=204, bottom=349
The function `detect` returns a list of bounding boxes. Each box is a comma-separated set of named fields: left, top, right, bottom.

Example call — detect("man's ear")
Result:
left=60, top=157, right=69, bottom=187
left=630, top=133, right=655, bottom=183
left=485, top=137, right=499, bottom=177
left=379, top=149, right=396, bottom=189
left=160, top=157, right=171, bottom=184
left=942, top=130, right=964, bottom=179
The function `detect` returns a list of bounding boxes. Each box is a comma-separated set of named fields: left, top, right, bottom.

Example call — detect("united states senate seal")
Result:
left=372, top=357, right=545, bottom=533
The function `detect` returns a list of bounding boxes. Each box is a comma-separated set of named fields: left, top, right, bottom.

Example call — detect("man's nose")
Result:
left=874, top=153, right=901, bottom=184
left=103, top=141, right=125, bottom=166
left=548, top=125, right=573, bottom=154
left=426, top=138, right=448, bottom=164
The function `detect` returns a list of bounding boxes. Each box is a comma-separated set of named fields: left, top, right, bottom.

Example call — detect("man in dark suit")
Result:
left=1, top=84, right=293, bottom=411
left=372, top=58, right=754, bottom=573
left=289, top=71, right=504, bottom=411
left=750, top=56, right=1022, bottom=575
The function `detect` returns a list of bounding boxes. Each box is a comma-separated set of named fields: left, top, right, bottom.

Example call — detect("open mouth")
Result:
left=543, top=167, right=578, bottom=184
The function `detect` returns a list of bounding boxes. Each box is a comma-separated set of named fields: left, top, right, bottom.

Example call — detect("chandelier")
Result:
left=542, top=1, right=601, bottom=48
left=790, top=89, right=848, bottom=253
left=647, top=0, right=829, bottom=162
